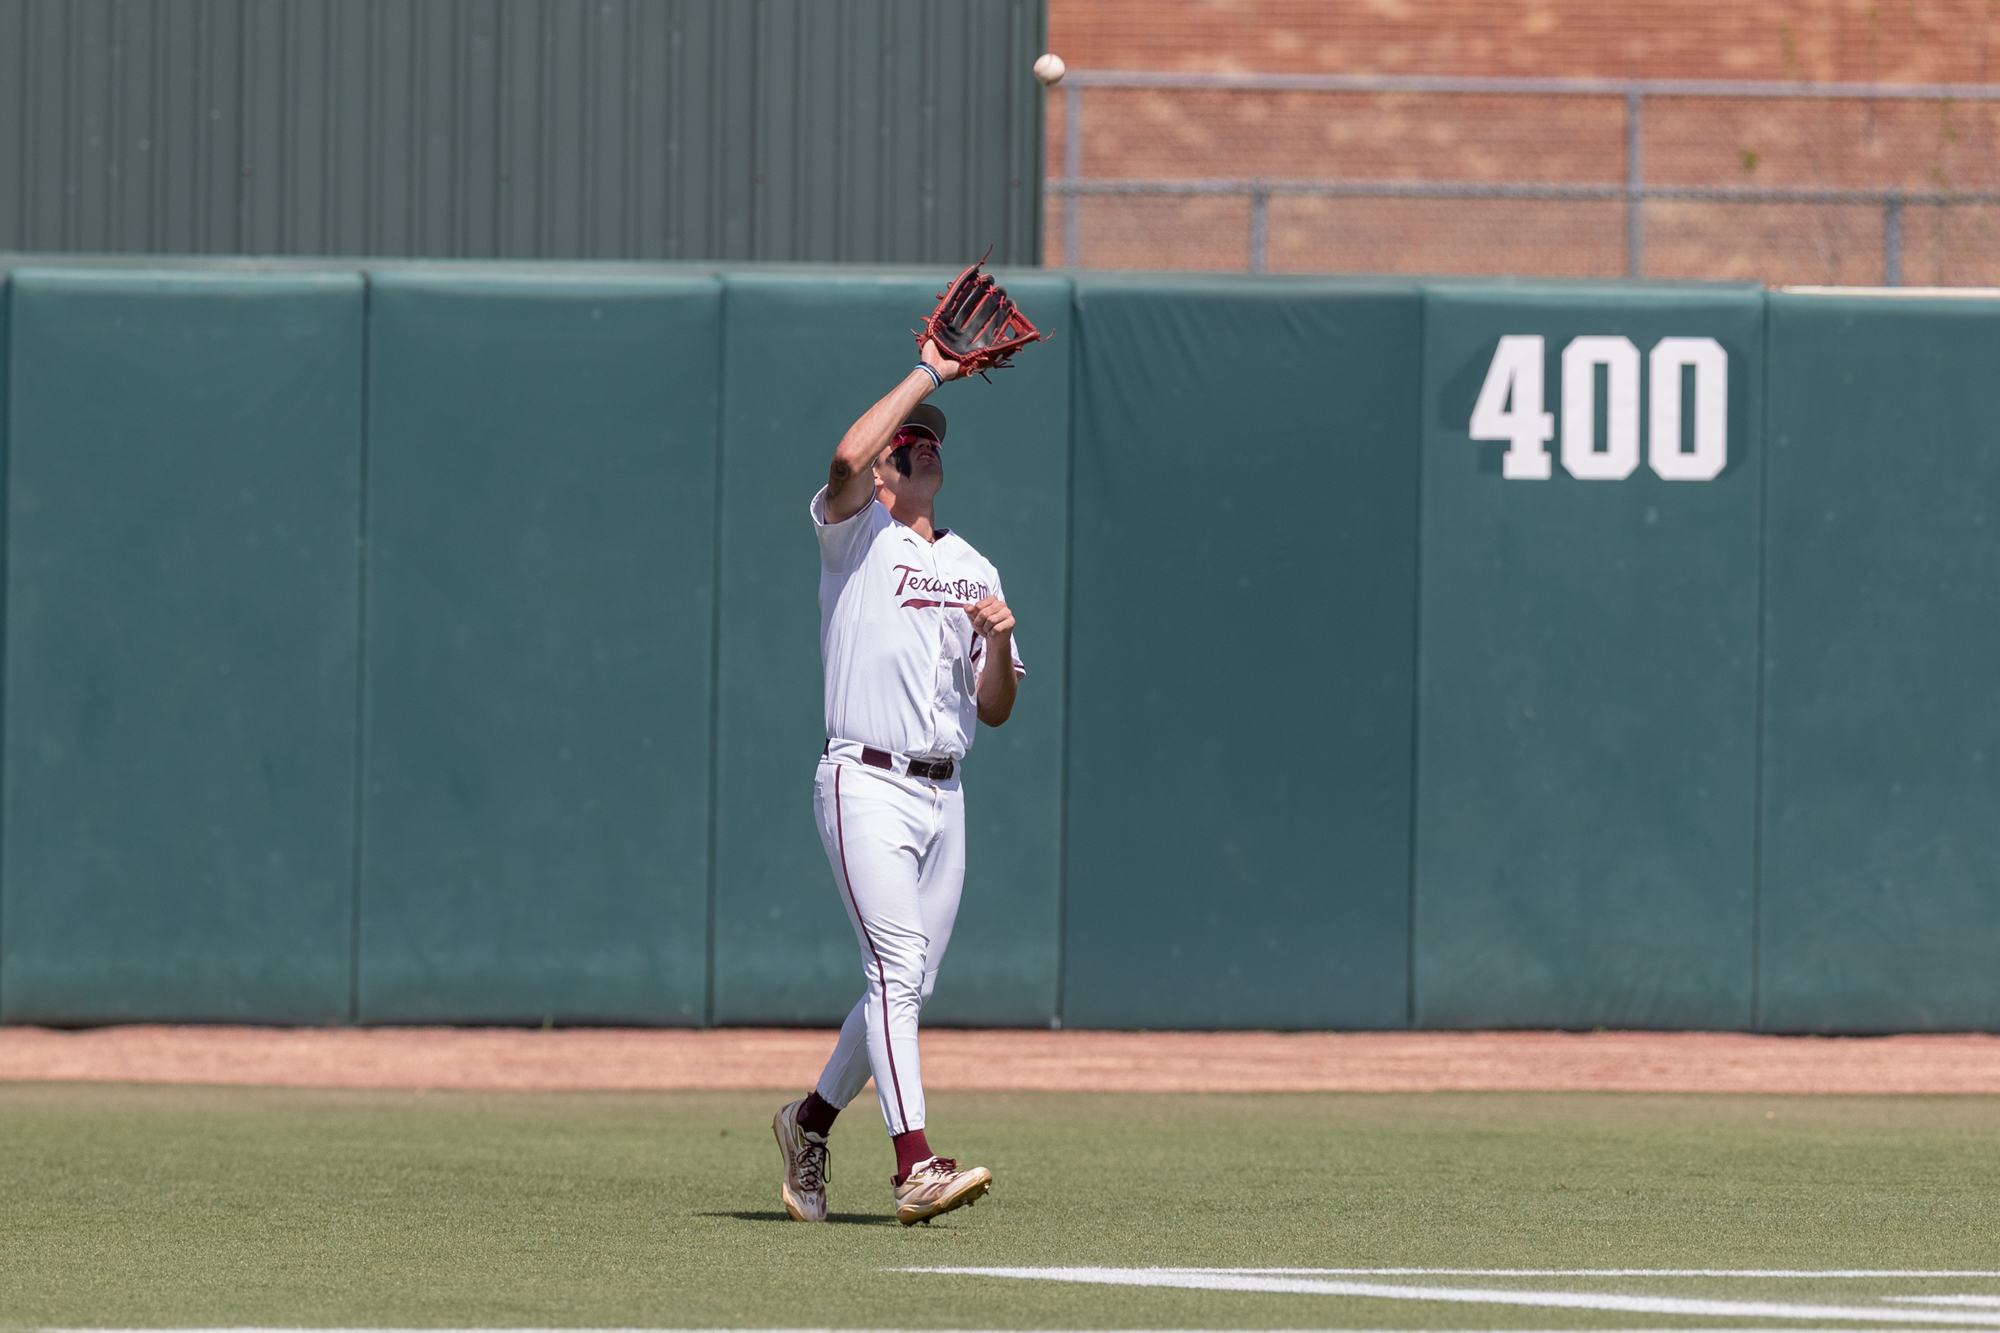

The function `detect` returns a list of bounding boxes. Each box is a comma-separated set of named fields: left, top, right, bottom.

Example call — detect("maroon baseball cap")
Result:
left=896, top=403, right=947, bottom=444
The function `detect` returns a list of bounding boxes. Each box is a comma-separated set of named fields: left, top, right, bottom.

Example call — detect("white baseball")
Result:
left=1033, top=53, right=1065, bottom=86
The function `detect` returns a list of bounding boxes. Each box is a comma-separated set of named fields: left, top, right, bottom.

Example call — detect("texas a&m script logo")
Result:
left=893, top=565, right=991, bottom=610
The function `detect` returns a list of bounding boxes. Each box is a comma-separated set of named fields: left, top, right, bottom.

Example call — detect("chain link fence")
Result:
left=1046, top=72, right=2000, bottom=285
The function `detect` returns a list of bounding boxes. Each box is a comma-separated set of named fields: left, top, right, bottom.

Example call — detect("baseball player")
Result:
left=772, top=336, right=1023, bottom=1226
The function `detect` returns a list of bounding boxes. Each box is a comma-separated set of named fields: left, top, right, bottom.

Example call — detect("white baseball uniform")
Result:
left=808, top=484, right=1024, bottom=1135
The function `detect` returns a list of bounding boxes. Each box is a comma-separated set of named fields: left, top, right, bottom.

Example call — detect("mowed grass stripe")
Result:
left=4, top=1086, right=2000, bottom=1328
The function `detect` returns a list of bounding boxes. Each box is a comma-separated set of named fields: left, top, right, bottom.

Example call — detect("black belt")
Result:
left=823, top=740, right=954, bottom=781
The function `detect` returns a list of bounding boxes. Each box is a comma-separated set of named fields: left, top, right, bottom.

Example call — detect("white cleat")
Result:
left=772, top=1099, right=829, bottom=1222
left=894, top=1155, right=992, bottom=1226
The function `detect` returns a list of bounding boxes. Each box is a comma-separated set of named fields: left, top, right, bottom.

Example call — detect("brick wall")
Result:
left=1049, top=0, right=2000, bottom=82
left=1044, top=0, right=2000, bottom=283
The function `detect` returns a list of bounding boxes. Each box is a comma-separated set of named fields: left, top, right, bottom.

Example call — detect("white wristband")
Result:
left=912, top=362, right=943, bottom=390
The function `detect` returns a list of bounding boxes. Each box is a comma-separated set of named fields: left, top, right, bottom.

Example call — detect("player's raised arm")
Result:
left=824, top=339, right=963, bottom=523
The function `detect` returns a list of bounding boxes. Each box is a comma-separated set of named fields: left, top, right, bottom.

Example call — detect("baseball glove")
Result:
left=916, top=248, right=1049, bottom=380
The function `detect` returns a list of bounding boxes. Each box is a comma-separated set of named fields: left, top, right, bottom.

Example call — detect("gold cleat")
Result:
left=772, top=1099, right=829, bottom=1222
left=893, top=1155, right=992, bottom=1226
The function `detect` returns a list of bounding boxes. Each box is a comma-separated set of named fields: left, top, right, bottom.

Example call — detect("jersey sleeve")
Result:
left=810, top=485, right=885, bottom=573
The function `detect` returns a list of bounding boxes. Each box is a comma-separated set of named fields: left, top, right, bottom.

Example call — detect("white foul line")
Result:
left=902, top=1268, right=2000, bottom=1325
left=1166, top=1270, right=2000, bottom=1279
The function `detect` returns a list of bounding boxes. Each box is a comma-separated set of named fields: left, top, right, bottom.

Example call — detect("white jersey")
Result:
left=811, top=486, right=1025, bottom=760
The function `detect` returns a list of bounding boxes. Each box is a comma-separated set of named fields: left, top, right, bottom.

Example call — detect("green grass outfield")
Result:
left=3, top=1083, right=1999, bottom=1329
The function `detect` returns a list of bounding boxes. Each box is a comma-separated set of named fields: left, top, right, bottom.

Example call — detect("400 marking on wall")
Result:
left=1470, top=334, right=1729, bottom=482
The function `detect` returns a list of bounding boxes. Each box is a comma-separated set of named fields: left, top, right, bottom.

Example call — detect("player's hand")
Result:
left=967, top=595, right=1014, bottom=643
left=921, top=337, right=965, bottom=384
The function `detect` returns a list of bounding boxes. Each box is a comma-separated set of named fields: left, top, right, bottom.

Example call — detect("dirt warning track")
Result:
left=3, top=1025, right=1999, bottom=1093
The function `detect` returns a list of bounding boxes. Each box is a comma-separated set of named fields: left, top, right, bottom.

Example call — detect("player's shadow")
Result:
left=705, top=1209, right=897, bottom=1227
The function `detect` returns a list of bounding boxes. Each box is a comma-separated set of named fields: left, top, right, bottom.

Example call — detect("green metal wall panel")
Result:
left=0, top=0, right=1045, bottom=264
left=1062, top=276, right=1421, bottom=1029
left=1, top=268, right=363, bottom=1023
left=709, top=269, right=1070, bottom=1026
left=1759, top=293, right=2000, bottom=1032
left=1413, top=286, right=1764, bottom=1029
left=357, top=272, right=720, bottom=1024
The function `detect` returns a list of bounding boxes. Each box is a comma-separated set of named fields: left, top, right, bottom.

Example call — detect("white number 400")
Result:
left=1469, top=334, right=1728, bottom=482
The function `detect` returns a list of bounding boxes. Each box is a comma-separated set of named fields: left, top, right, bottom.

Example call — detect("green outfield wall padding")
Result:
left=11, top=261, right=2000, bottom=1034
left=1413, top=286, right=1765, bottom=1029
left=709, top=269, right=1071, bottom=1027
left=0, top=277, right=6, bottom=1011
left=1, top=269, right=364, bottom=1024
left=1759, top=293, right=2000, bottom=1033
left=357, top=273, right=721, bottom=1025
left=1062, top=276, right=1422, bottom=1029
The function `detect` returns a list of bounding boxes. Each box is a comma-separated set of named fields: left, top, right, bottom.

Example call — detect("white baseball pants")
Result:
left=810, top=754, right=965, bottom=1135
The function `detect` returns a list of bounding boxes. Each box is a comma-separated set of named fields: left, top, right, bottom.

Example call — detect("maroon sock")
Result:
left=892, top=1128, right=933, bottom=1184
left=795, top=1091, right=839, bottom=1139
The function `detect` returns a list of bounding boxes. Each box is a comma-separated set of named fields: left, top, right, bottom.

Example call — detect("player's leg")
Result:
left=808, top=775, right=963, bottom=1120
left=774, top=758, right=920, bottom=1223
left=813, top=995, right=873, bottom=1110
left=914, top=780, right=967, bottom=1014
left=773, top=989, right=867, bottom=1223
left=785, top=762, right=986, bottom=1225
left=814, top=762, right=932, bottom=1137
left=891, top=778, right=991, bottom=1226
